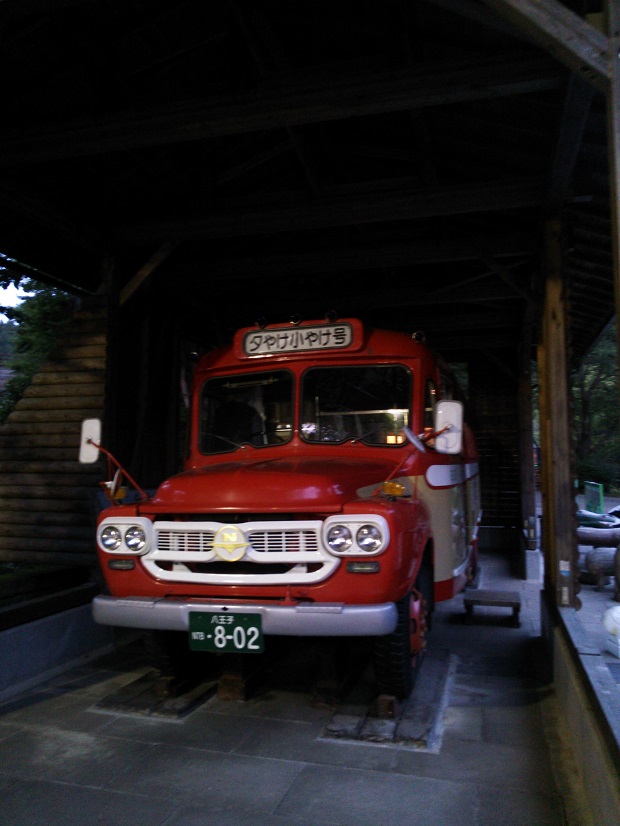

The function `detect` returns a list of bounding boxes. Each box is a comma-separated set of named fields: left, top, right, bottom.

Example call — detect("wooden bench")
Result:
left=463, top=589, right=522, bottom=627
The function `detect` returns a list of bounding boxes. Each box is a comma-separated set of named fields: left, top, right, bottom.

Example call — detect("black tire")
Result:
left=416, top=560, right=434, bottom=630
left=373, top=562, right=432, bottom=699
left=373, top=593, right=416, bottom=699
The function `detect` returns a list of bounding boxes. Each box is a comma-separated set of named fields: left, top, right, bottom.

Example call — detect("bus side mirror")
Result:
left=434, top=401, right=463, bottom=455
left=79, top=418, right=102, bottom=464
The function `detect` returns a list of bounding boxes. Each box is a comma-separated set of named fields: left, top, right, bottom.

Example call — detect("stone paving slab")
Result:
left=0, top=552, right=575, bottom=825
left=322, top=648, right=454, bottom=751
left=0, top=780, right=180, bottom=826
left=274, top=763, right=478, bottom=826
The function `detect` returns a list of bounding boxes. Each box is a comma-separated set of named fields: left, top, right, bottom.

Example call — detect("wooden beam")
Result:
left=120, top=243, right=177, bottom=305
left=474, top=248, right=536, bottom=303
left=227, top=0, right=324, bottom=199
left=120, top=179, right=544, bottom=243
left=0, top=0, right=89, bottom=16
left=0, top=56, right=562, bottom=165
left=481, top=0, right=609, bottom=92
left=608, top=1, right=620, bottom=410
left=215, top=140, right=291, bottom=186
left=414, top=313, right=520, bottom=333
left=423, top=263, right=520, bottom=299
left=424, top=333, right=517, bottom=351
left=426, top=0, right=521, bottom=39
left=190, top=233, right=533, bottom=279
left=190, top=266, right=527, bottom=313
left=545, top=74, right=594, bottom=215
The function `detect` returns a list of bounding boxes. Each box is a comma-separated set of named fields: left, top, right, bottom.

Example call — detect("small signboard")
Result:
left=243, top=323, right=352, bottom=356
left=584, top=480, right=604, bottom=514
left=234, top=319, right=364, bottom=359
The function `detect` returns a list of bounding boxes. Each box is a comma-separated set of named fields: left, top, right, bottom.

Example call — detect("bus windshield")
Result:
left=300, top=365, right=411, bottom=446
left=200, top=370, right=293, bottom=453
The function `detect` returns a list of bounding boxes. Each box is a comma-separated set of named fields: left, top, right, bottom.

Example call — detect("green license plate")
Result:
left=189, top=611, right=264, bottom=654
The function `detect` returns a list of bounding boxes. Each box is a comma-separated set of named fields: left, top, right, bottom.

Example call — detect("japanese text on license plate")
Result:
left=189, top=611, right=264, bottom=653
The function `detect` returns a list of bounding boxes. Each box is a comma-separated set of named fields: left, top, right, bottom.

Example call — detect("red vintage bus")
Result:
left=82, top=317, right=480, bottom=698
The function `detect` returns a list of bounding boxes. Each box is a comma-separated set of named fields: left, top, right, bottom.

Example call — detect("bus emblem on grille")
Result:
left=213, top=525, right=250, bottom=562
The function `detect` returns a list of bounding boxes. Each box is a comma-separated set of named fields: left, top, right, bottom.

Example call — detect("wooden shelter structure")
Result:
left=0, top=12, right=614, bottom=580
left=0, top=0, right=617, bottom=606
left=1, top=0, right=620, bottom=812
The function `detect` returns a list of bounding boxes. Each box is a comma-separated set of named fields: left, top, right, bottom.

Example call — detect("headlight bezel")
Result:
left=97, top=517, right=152, bottom=555
left=356, top=523, right=383, bottom=553
left=323, top=515, right=389, bottom=557
left=125, top=525, right=147, bottom=552
left=100, top=525, right=122, bottom=551
left=326, top=524, right=353, bottom=553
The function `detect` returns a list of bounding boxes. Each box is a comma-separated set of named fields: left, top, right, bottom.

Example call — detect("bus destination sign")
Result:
left=242, top=323, right=354, bottom=356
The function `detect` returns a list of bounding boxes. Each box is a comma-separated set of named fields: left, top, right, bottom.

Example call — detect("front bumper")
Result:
left=92, top=595, right=398, bottom=636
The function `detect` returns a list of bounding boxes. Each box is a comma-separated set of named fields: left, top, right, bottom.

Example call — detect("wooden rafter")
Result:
left=0, top=56, right=562, bottom=165
left=480, top=0, right=609, bottom=91
left=120, top=179, right=545, bottom=242
left=120, top=243, right=178, bottom=305
left=195, top=232, right=534, bottom=279
left=227, top=0, right=324, bottom=198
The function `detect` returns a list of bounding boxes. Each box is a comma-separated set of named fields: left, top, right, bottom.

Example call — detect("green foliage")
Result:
left=0, top=251, right=25, bottom=291
left=0, top=321, right=17, bottom=365
left=0, top=279, right=75, bottom=423
left=572, top=320, right=620, bottom=491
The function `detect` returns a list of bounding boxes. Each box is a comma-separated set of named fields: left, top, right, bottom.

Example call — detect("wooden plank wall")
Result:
left=0, top=297, right=106, bottom=567
left=468, top=353, right=521, bottom=528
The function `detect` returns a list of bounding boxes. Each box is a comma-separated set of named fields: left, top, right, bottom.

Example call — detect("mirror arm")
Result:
left=423, top=424, right=452, bottom=442
left=88, top=439, right=149, bottom=502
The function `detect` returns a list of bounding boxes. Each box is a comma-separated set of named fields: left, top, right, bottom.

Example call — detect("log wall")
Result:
left=0, top=298, right=107, bottom=567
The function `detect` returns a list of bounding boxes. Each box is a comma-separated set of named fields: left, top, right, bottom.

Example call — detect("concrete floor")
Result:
left=0, top=553, right=585, bottom=825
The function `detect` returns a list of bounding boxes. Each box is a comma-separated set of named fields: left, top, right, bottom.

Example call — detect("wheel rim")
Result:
left=409, top=588, right=427, bottom=666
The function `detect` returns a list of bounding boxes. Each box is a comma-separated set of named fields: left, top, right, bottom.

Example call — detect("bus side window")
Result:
left=424, top=380, right=436, bottom=446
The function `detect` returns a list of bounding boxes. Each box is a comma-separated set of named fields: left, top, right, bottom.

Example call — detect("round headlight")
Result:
left=326, top=524, right=352, bottom=553
left=125, top=526, right=147, bottom=552
left=100, top=525, right=122, bottom=551
left=356, top=524, right=382, bottom=552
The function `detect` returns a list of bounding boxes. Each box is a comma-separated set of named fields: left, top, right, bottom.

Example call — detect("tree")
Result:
left=0, top=278, right=75, bottom=422
left=572, top=319, right=620, bottom=489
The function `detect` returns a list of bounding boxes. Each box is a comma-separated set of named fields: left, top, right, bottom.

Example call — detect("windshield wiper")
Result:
left=349, top=425, right=388, bottom=444
left=202, top=432, right=247, bottom=451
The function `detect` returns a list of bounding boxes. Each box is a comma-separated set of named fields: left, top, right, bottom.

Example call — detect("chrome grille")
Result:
left=157, top=529, right=215, bottom=553
left=248, top=529, right=319, bottom=553
left=155, top=527, right=320, bottom=554
left=146, top=519, right=338, bottom=586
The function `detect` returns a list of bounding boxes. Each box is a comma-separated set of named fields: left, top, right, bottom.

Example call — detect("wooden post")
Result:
left=519, top=322, right=537, bottom=554
left=536, top=340, right=552, bottom=580
left=607, top=3, right=620, bottom=396
left=539, top=219, right=578, bottom=607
